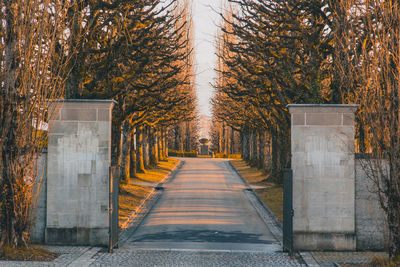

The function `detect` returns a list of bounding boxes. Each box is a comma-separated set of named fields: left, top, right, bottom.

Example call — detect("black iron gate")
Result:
left=109, top=166, right=119, bottom=252
left=283, top=168, right=294, bottom=255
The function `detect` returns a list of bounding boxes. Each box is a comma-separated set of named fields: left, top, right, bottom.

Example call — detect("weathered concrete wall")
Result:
left=288, top=104, right=358, bottom=251
left=31, top=150, right=47, bottom=243
left=355, top=158, right=388, bottom=250
left=46, top=100, right=114, bottom=246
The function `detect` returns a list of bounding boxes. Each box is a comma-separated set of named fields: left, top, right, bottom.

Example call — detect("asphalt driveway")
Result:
left=123, top=158, right=279, bottom=252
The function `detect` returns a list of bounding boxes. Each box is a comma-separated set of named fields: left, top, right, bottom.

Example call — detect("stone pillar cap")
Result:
left=287, top=104, right=358, bottom=113
left=286, top=104, right=358, bottom=107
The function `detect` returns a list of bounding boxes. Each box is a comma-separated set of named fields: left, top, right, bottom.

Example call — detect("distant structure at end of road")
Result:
left=199, top=138, right=210, bottom=156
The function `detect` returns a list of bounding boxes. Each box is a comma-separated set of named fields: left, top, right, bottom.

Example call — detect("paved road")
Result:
left=123, top=158, right=279, bottom=252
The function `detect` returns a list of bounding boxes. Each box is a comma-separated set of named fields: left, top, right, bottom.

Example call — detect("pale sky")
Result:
left=192, top=0, right=224, bottom=117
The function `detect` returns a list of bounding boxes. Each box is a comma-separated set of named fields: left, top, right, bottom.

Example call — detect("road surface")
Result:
left=123, top=157, right=279, bottom=252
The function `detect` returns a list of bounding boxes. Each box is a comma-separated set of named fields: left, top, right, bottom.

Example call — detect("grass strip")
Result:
left=0, top=246, right=58, bottom=261
left=230, top=159, right=283, bottom=221
left=214, top=153, right=241, bottom=159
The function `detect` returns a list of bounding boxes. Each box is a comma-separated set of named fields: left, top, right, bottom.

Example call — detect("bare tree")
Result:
left=354, top=0, right=400, bottom=257
left=320, top=0, right=400, bottom=257
left=0, top=0, right=72, bottom=247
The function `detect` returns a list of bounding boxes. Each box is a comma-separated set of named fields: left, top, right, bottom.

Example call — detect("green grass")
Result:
left=231, top=160, right=283, bottom=221
left=168, top=150, right=198, bottom=157
left=255, top=186, right=283, bottom=222
left=119, top=183, right=149, bottom=227
left=370, top=254, right=400, bottom=267
left=0, top=246, right=58, bottom=261
left=339, top=254, right=399, bottom=267
left=214, top=153, right=241, bottom=159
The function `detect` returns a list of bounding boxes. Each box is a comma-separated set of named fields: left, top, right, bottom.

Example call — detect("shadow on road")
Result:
left=130, top=229, right=274, bottom=244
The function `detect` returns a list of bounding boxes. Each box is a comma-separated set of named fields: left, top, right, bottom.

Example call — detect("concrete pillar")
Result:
left=46, top=100, right=115, bottom=246
left=288, top=104, right=358, bottom=251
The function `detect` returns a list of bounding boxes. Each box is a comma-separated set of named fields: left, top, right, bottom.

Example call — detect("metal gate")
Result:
left=109, top=166, right=119, bottom=252
left=283, top=168, right=294, bottom=255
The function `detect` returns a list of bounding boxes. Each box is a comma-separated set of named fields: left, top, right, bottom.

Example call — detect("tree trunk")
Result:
left=356, top=116, right=366, bottom=153
left=258, top=131, right=265, bottom=170
left=179, top=124, right=184, bottom=151
left=129, top=130, right=137, bottom=179
left=271, top=132, right=279, bottom=183
left=242, top=131, right=249, bottom=161
left=143, top=126, right=150, bottom=168
left=136, top=126, right=145, bottom=173
left=65, top=6, right=84, bottom=99
left=154, top=128, right=160, bottom=164
left=184, top=122, right=189, bottom=151
left=0, top=5, right=26, bottom=248
left=150, top=127, right=157, bottom=165
left=249, top=132, right=257, bottom=166
left=65, top=63, right=81, bottom=99
left=222, top=124, right=226, bottom=154
left=164, top=128, right=169, bottom=158
left=275, top=128, right=290, bottom=184
left=230, top=129, right=235, bottom=154
left=159, top=128, right=166, bottom=160
left=1, top=139, right=20, bottom=248
left=120, top=121, right=130, bottom=183
left=160, top=128, right=165, bottom=159
left=174, top=124, right=184, bottom=151
left=264, top=132, right=271, bottom=174
left=249, top=132, right=253, bottom=163
left=226, top=126, right=231, bottom=155
left=111, top=106, right=123, bottom=166
left=218, top=127, right=223, bottom=153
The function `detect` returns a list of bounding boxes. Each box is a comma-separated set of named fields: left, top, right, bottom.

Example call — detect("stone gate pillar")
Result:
left=46, top=100, right=115, bottom=246
left=288, top=104, right=358, bottom=251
